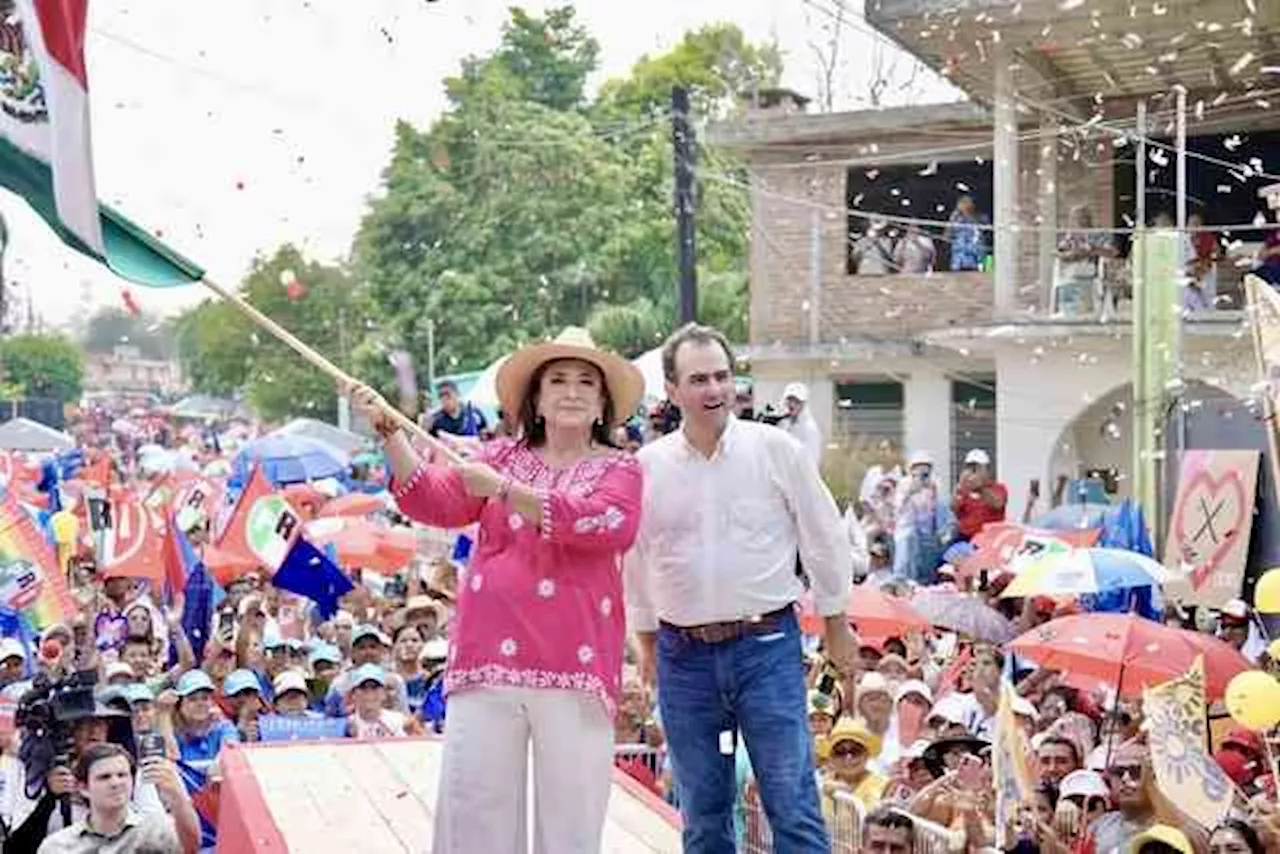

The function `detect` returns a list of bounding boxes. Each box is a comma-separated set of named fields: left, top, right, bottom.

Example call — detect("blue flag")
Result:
left=273, top=538, right=354, bottom=620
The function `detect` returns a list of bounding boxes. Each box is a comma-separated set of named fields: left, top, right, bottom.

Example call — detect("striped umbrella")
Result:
left=1000, top=547, right=1174, bottom=599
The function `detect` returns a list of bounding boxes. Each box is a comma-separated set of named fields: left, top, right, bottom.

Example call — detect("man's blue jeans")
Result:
left=657, top=608, right=829, bottom=853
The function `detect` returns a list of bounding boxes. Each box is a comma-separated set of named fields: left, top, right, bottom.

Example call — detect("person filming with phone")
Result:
left=892, top=451, right=954, bottom=585
left=951, top=449, right=1007, bottom=543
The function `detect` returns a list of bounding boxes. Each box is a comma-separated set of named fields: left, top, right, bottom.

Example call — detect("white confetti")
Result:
left=1230, top=52, right=1255, bottom=76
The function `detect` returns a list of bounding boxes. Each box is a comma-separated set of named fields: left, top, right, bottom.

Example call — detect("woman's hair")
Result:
left=1212, top=818, right=1264, bottom=854
left=517, top=359, right=616, bottom=449
left=1034, top=781, right=1060, bottom=811
left=392, top=623, right=425, bottom=645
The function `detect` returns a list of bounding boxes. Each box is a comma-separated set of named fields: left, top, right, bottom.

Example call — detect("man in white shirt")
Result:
left=626, top=323, right=856, bottom=854
left=779, top=382, right=824, bottom=467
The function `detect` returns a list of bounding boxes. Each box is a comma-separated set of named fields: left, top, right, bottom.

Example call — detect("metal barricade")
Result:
left=885, top=806, right=966, bottom=854
left=613, top=743, right=665, bottom=780
left=742, top=786, right=964, bottom=854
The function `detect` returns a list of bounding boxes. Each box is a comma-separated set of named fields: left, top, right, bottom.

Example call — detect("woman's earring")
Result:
left=534, top=414, right=546, bottom=428
left=593, top=417, right=604, bottom=429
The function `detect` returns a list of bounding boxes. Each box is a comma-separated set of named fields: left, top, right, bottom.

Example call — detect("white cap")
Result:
left=782, top=382, right=809, bottom=403
left=105, top=661, right=134, bottom=682
left=1221, top=598, right=1249, bottom=620
left=908, top=451, right=933, bottom=468
left=0, top=638, right=25, bottom=663
left=927, top=692, right=969, bottom=725
left=894, top=679, right=934, bottom=705
left=1059, top=769, right=1109, bottom=800
left=856, top=672, right=892, bottom=700
left=964, top=448, right=990, bottom=466
left=420, top=637, right=449, bottom=662
left=273, top=670, right=308, bottom=698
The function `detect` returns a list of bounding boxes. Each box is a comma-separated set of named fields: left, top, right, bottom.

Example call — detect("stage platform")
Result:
left=215, top=737, right=683, bottom=853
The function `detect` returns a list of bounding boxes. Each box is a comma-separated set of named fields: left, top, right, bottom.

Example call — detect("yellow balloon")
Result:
left=1225, top=670, right=1280, bottom=731
left=49, top=510, right=79, bottom=546
left=1255, top=568, right=1280, bottom=614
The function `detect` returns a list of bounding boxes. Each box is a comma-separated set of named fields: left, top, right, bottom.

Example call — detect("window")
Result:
left=951, top=378, right=996, bottom=476
left=833, top=380, right=904, bottom=449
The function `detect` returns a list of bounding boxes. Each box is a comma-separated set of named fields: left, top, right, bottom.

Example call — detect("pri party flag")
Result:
left=0, top=0, right=202, bottom=286
left=0, top=488, right=76, bottom=632
left=99, top=496, right=167, bottom=586
left=217, top=467, right=353, bottom=618
left=1142, top=656, right=1234, bottom=832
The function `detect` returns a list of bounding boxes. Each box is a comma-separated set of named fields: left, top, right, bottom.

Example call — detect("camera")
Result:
left=755, top=404, right=786, bottom=427
left=16, top=670, right=107, bottom=801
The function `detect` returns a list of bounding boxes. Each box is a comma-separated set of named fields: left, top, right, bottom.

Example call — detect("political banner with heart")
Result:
left=1163, top=449, right=1259, bottom=608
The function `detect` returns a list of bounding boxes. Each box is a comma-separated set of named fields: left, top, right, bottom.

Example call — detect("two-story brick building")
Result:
left=709, top=0, right=1279, bottom=513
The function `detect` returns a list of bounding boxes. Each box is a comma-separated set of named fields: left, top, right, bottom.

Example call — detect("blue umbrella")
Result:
left=230, top=435, right=349, bottom=488
left=1034, top=503, right=1111, bottom=530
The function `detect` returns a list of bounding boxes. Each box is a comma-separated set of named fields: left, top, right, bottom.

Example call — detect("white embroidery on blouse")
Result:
left=499, top=638, right=518, bottom=657
left=577, top=644, right=594, bottom=665
left=508, top=513, right=524, bottom=531
left=536, top=578, right=556, bottom=598
left=470, top=572, right=484, bottom=593
left=599, top=596, right=613, bottom=617
left=446, top=664, right=616, bottom=718
left=571, top=504, right=626, bottom=535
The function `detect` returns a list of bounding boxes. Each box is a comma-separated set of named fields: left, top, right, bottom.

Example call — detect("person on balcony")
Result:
left=852, top=216, right=896, bottom=275
left=945, top=196, right=986, bottom=272
left=894, top=223, right=936, bottom=274
left=1185, top=212, right=1219, bottom=311
left=1056, top=206, right=1116, bottom=316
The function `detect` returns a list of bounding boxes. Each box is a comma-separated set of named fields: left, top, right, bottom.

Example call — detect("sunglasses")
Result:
left=1107, top=764, right=1143, bottom=781
left=831, top=743, right=866, bottom=759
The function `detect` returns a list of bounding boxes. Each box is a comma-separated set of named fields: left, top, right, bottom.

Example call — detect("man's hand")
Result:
left=822, top=615, right=857, bottom=677
left=140, top=758, right=187, bottom=809
left=635, top=631, right=658, bottom=690
left=46, top=766, right=74, bottom=796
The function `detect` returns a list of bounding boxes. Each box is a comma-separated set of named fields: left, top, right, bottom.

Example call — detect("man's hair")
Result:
left=864, top=807, right=914, bottom=842
left=75, top=742, right=134, bottom=783
left=660, top=323, right=735, bottom=384
left=437, top=380, right=458, bottom=394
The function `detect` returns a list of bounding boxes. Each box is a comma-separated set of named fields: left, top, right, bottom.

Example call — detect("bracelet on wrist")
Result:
left=496, top=477, right=513, bottom=501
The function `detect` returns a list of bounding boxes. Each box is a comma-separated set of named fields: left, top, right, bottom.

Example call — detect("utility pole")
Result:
left=671, top=85, right=697, bottom=325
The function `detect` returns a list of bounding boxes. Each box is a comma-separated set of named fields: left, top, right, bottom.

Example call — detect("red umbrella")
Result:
left=1009, top=613, right=1250, bottom=702
left=800, top=587, right=929, bottom=641
left=305, top=518, right=415, bottom=574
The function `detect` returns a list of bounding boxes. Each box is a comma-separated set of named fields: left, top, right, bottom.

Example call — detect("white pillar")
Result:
left=1037, top=115, right=1058, bottom=312
left=904, top=368, right=953, bottom=491
left=993, top=48, right=1020, bottom=315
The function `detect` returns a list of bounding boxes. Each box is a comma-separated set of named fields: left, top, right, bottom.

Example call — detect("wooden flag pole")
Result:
left=1245, top=274, right=1280, bottom=513
left=198, top=276, right=464, bottom=465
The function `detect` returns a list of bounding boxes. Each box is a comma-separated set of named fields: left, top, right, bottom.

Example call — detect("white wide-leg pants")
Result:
left=431, top=686, right=614, bottom=854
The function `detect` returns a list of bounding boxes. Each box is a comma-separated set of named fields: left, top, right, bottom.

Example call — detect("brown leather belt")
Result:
left=661, top=605, right=792, bottom=645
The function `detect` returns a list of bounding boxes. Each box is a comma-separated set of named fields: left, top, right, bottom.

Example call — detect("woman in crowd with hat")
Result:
left=348, top=327, right=645, bottom=854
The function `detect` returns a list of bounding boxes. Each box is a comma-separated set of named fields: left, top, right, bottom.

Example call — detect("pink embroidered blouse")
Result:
left=391, top=438, right=642, bottom=717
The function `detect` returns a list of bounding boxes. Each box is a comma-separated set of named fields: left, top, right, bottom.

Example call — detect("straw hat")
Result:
left=495, top=327, right=644, bottom=427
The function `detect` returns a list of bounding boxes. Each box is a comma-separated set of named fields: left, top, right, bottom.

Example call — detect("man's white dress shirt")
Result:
left=625, top=417, right=851, bottom=631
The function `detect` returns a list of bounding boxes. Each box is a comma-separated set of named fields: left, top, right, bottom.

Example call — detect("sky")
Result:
left=0, top=0, right=958, bottom=330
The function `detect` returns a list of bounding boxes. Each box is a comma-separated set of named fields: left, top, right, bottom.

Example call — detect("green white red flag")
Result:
left=0, top=0, right=202, bottom=285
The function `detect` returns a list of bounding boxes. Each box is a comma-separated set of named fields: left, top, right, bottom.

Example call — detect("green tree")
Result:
left=0, top=333, right=84, bottom=401
left=82, top=307, right=174, bottom=359
left=175, top=245, right=365, bottom=423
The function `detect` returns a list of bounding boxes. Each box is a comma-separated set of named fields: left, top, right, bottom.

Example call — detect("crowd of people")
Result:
left=0, top=319, right=1277, bottom=854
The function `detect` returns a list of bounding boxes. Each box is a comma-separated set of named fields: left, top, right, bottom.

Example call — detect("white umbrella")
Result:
left=632, top=347, right=666, bottom=401
left=464, top=355, right=508, bottom=412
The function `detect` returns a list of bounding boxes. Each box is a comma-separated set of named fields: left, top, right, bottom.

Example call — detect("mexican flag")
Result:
left=0, top=0, right=202, bottom=285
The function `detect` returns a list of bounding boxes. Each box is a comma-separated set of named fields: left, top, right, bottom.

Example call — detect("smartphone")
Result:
left=137, top=731, right=166, bottom=761
left=217, top=609, right=235, bottom=637
left=817, top=672, right=837, bottom=695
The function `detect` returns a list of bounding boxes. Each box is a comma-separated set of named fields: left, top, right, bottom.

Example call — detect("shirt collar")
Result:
left=678, top=414, right=739, bottom=460
left=80, top=807, right=143, bottom=839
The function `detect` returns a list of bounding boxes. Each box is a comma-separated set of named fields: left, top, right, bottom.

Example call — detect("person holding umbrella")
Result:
left=347, top=327, right=644, bottom=854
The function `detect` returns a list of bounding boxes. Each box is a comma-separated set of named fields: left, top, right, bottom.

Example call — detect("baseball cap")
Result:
left=908, top=450, right=933, bottom=469
left=964, top=448, right=990, bottom=466
left=893, top=679, right=933, bottom=705
left=349, top=663, right=387, bottom=691
left=807, top=690, right=838, bottom=718
left=420, top=637, right=449, bottom=662
left=122, top=683, right=156, bottom=706
left=308, top=644, right=342, bottom=667
left=176, top=670, right=216, bottom=698
left=1220, top=598, right=1250, bottom=623
left=782, top=382, right=809, bottom=403
left=1129, top=825, right=1192, bottom=854
left=0, top=638, right=26, bottom=664
left=352, top=625, right=390, bottom=647
left=273, top=670, right=308, bottom=698
left=1059, top=769, right=1109, bottom=800
left=856, top=672, right=892, bottom=702
left=223, top=669, right=261, bottom=697
left=105, top=662, right=134, bottom=683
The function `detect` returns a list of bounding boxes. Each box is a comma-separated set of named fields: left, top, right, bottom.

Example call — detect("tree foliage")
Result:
left=0, top=333, right=84, bottom=401
left=175, top=245, right=364, bottom=424
left=81, top=307, right=175, bottom=360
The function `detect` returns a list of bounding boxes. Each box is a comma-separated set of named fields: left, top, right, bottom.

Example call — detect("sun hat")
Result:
left=494, top=327, right=645, bottom=427
left=828, top=716, right=882, bottom=758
